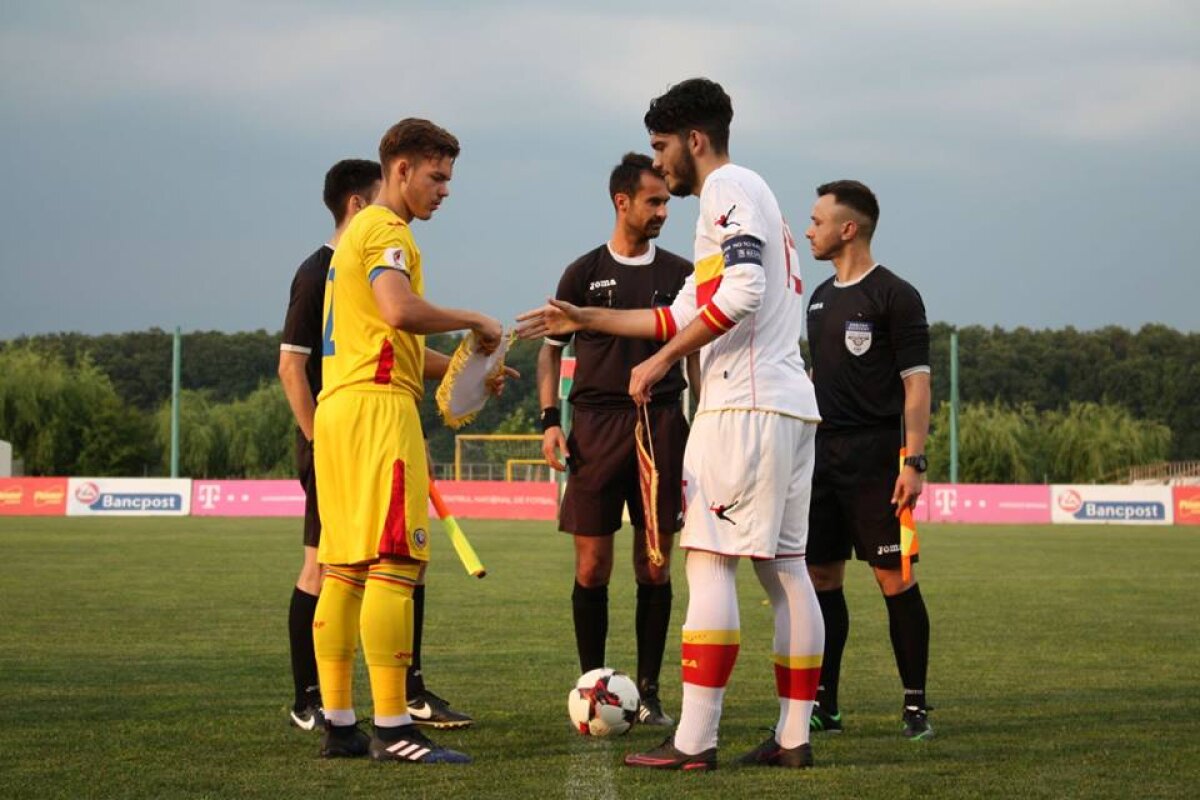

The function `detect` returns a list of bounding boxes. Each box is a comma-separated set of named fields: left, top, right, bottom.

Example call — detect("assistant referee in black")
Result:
left=802, top=180, right=934, bottom=740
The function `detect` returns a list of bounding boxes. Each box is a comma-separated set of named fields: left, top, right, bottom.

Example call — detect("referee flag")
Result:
left=898, top=448, right=919, bottom=581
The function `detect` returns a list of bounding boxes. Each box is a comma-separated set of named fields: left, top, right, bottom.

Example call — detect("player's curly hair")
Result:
left=379, top=118, right=460, bottom=167
left=644, top=78, right=733, bottom=155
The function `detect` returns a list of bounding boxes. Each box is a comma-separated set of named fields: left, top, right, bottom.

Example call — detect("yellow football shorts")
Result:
left=314, top=388, right=431, bottom=566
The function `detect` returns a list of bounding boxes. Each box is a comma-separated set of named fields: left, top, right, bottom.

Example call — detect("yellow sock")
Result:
left=314, top=565, right=367, bottom=716
left=361, top=561, right=421, bottom=721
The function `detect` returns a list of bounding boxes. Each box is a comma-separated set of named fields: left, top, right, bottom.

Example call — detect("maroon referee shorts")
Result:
left=559, top=403, right=688, bottom=537
left=296, top=433, right=321, bottom=548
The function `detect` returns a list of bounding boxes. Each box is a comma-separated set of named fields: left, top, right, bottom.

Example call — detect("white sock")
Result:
left=754, top=557, right=824, bottom=749
left=673, top=551, right=740, bottom=754
left=374, top=713, right=414, bottom=728
left=324, top=708, right=356, bottom=727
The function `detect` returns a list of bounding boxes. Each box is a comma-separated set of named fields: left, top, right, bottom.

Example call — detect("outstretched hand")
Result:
left=515, top=298, right=587, bottom=340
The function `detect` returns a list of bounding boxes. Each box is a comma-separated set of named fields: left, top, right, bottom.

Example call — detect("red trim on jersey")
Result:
left=681, top=642, right=740, bottom=688
left=700, top=303, right=735, bottom=334
left=696, top=276, right=722, bottom=307
left=374, top=339, right=395, bottom=384
left=774, top=663, right=821, bottom=700
left=378, top=460, right=410, bottom=558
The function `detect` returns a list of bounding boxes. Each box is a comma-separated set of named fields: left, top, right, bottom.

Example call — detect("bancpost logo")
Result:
left=1057, top=489, right=1082, bottom=513
left=934, top=487, right=958, bottom=515
left=1061, top=489, right=1165, bottom=522
left=0, top=488, right=22, bottom=506
left=75, top=481, right=183, bottom=512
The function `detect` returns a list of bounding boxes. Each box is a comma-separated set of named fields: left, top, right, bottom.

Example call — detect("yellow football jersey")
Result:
left=319, top=205, right=425, bottom=401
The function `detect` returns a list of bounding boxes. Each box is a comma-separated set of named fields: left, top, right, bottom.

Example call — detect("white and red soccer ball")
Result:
left=567, top=668, right=640, bottom=737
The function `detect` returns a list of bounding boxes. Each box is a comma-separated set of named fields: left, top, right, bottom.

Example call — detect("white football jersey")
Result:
left=663, top=163, right=819, bottom=421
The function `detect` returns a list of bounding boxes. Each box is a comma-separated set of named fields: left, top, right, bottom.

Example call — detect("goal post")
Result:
left=454, top=434, right=552, bottom=482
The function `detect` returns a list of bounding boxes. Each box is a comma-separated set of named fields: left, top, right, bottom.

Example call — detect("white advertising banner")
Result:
left=1051, top=484, right=1174, bottom=525
left=67, top=478, right=192, bottom=516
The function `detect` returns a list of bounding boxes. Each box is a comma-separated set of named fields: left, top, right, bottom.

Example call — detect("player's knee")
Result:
left=808, top=561, right=845, bottom=592
left=634, top=557, right=671, bottom=586
left=873, top=566, right=914, bottom=596
left=576, top=559, right=612, bottom=587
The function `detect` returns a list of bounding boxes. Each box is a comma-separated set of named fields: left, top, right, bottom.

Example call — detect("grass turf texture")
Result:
left=1, top=518, right=1197, bottom=799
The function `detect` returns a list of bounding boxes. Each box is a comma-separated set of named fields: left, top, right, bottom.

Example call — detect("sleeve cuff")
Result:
left=280, top=343, right=313, bottom=355
left=543, top=337, right=569, bottom=348
left=899, top=365, right=931, bottom=379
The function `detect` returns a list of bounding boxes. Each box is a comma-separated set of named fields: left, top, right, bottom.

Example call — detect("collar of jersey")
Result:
left=606, top=241, right=656, bottom=266
left=833, top=262, right=881, bottom=288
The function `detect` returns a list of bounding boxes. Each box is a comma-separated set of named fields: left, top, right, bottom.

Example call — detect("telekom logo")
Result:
left=197, top=484, right=221, bottom=510
left=934, top=488, right=957, bottom=515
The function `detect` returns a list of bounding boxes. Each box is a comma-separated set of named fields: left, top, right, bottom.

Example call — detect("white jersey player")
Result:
left=517, top=78, right=825, bottom=771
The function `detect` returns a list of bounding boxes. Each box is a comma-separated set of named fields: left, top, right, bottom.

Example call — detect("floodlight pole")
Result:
left=170, top=326, right=181, bottom=478
left=949, top=330, right=959, bottom=484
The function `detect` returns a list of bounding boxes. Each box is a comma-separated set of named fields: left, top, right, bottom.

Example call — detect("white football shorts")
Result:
left=680, top=409, right=816, bottom=559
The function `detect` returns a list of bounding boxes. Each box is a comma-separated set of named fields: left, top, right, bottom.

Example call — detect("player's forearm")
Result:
left=657, top=315, right=720, bottom=366
left=277, top=357, right=316, bottom=440
left=537, top=344, right=563, bottom=410
left=389, top=293, right=489, bottom=336
left=423, top=347, right=451, bottom=380
left=902, top=372, right=931, bottom=455
left=686, top=352, right=701, bottom=404
left=578, top=307, right=658, bottom=340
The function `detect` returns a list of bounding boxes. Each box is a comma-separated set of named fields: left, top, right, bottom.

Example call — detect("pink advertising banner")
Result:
left=191, top=479, right=559, bottom=520
left=192, top=480, right=304, bottom=516
left=924, top=484, right=1051, bottom=524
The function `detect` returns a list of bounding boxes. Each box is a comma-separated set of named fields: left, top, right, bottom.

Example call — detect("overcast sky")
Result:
left=1, top=0, right=1197, bottom=338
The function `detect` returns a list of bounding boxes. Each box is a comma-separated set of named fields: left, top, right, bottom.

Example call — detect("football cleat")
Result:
left=370, top=724, right=471, bottom=764
left=319, top=721, right=370, bottom=758
left=407, top=690, right=474, bottom=730
left=809, top=705, right=843, bottom=733
left=902, top=707, right=934, bottom=740
left=636, top=682, right=674, bottom=727
left=289, top=704, right=325, bottom=731
left=737, top=735, right=813, bottom=769
left=624, top=735, right=717, bottom=771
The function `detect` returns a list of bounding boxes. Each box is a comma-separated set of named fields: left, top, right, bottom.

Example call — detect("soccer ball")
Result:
left=567, top=668, right=640, bottom=736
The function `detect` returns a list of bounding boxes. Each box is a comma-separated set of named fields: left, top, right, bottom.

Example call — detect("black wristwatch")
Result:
left=539, top=407, right=562, bottom=432
left=903, top=454, right=928, bottom=474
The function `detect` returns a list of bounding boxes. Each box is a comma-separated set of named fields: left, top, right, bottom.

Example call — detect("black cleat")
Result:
left=809, top=705, right=843, bottom=734
left=737, top=735, right=813, bottom=768
left=624, top=735, right=717, bottom=771
left=370, top=724, right=471, bottom=764
left=319, top=721, right=370, bottom=758
left=636, top=683, right=674, bottom=727
left=407, top=690, right=474, bottom=730
left=902, top=707, right=934, bottom=740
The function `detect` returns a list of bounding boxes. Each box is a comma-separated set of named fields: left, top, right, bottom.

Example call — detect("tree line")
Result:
left=0, top=324, right=1195, bottom=479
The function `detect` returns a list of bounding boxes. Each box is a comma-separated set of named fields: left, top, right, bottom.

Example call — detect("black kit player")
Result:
left=277, top=158, right=472, bottom=731
left=536, top=153, right=694, bottom=727
left=803, top=180, right=934, bottom=739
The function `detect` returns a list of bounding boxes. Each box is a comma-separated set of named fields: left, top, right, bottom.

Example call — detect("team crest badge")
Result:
left=383, top=247, right=407, bottom=271
left=844, top=321, right=873, bottom=356
left=414, top=528, right=428, bottom=547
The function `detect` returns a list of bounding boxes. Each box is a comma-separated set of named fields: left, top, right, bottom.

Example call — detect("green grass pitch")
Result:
left=1, top=517, right=1197, bottom=799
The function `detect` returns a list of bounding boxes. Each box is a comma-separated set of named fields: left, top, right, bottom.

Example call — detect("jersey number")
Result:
left=322, top=268, right=336, bottom=356
left=782, top=219, right=803, bottom=295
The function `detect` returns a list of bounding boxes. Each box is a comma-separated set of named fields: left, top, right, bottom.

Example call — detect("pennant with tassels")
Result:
left=635, top=404, right=665, bottom=568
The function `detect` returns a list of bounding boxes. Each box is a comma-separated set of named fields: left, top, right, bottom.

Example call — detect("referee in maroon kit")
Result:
left=536, top=153, right=694, bottom=727
left=802, top=180, right=934, bottom=740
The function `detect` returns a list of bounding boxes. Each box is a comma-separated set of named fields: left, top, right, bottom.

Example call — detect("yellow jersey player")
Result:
left=312, top=118, right=502, bottom=764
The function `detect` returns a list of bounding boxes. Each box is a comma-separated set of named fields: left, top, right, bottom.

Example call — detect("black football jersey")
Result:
left=280, top=245, right=333, bottom=402
left=806, top=264, right=929, bottom=431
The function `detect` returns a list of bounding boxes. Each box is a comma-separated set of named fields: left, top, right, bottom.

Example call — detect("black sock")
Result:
left=885, top=583, right=930, bottom=709
left=288, top=587, right=320, bottom=710
left=406, top=585, right=427, bottom=697
left=572, top=582, right=609, bottom=672
left=635, top=581, right=672, bottom=692
left=815, top=587, right=850, bottom=714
